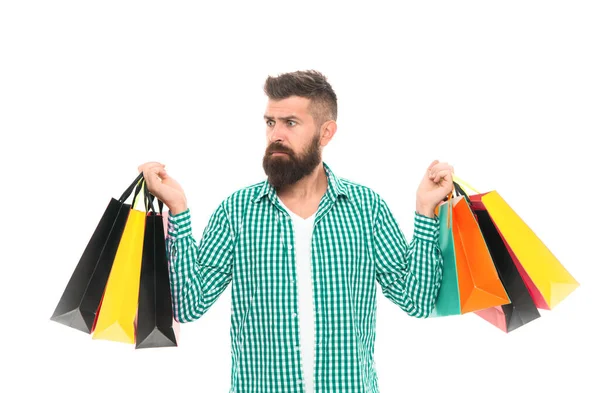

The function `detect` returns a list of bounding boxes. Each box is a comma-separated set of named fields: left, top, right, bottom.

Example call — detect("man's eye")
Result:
left=266, top=120, right=274, bottom=126
left=287, top=120, right=296, bottom=126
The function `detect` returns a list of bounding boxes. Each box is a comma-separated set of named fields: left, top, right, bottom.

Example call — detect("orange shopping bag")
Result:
left=431, top=184, right=510, bottom=316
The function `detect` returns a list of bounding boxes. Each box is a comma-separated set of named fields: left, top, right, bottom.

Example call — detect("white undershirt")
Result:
left=278, top=197, right=316, bottom=393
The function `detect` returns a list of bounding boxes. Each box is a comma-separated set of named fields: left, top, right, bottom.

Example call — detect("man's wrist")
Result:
left=416, top=203, right=435, bottom=218
left=169, top=203, right=188, bottom=215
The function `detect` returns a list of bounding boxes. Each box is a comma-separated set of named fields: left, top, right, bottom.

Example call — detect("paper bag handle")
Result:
left=118, top=172, right=145, bottom=203
left=452, top=174, right=481, bottom=195
left=143, top=180, right=164, bottom=215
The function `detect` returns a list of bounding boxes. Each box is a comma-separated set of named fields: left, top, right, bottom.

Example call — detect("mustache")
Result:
left=266, top=143, right=294, bottom=155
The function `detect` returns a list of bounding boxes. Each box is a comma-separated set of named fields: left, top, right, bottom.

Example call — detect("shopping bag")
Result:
left=92, top=179, right=148, bottom=344
left=454, top=177, right=579, bottom=310
left=135, top=184, right=179, bottom=349
left=50, top=173, right=144, bottom=333
left=430, top=200, right=461, bottom=316
left=471, top=206, right=541, bottom=333
left=431, top=184, right=510, bottom=316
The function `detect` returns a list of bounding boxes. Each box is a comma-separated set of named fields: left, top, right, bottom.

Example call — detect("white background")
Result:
left=1, top=1, right=599, bottom=392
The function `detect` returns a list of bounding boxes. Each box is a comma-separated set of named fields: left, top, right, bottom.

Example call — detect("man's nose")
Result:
left=269, top=123, right=285, bottom=142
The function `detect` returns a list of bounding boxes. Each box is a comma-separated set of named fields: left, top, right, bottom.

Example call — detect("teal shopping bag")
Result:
left=430, top=201, right=461, bottom=317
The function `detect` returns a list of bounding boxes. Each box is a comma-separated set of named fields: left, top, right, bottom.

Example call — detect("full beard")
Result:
left=262, top=133, right=322, bottom=190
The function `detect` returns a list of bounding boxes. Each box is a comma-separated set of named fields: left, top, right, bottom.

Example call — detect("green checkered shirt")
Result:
left=166, top=162, right=443, bottom=393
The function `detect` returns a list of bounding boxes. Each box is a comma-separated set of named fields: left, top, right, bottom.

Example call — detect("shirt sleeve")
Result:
left=165, top=204, right=234, bottom=323
left=373, top=197, right=443, bottom=318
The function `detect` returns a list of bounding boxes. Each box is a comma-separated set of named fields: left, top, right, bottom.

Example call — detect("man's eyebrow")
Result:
left=263, top=115, right=301, bottom=121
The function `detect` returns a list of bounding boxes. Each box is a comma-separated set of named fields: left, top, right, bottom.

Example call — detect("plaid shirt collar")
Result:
left=252, top=161, right=348, bottom=206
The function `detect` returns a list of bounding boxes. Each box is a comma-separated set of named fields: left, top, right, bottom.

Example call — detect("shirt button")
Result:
left=292, top=312, right=297, bottom=317
left=294, top=345, right=300, bottom=351
left=297, top=379, right=303, bottom=385
left=288, top=244, right=293, bottom=250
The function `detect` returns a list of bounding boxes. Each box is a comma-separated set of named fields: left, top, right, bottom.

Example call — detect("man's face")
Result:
left=262, top=96, right=322, bottom=190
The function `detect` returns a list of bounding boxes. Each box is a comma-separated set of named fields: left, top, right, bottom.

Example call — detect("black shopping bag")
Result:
left=471, top=202, right=541, bottom=333
left=50, top=173, right=144, bottom=333
left=135, top=183, right=179, bottom=348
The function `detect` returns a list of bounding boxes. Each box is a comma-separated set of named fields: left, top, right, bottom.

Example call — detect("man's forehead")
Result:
left=265, top=96, right=311, bottom=115
left=263, top=111, right=306, bottom=120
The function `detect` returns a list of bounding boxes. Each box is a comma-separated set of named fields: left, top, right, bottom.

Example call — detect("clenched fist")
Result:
left=415, top=160, right=454, bottom=218
left=138, top=162, right=188, bottom=215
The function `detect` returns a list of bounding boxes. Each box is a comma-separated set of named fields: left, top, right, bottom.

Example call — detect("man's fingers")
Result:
left=138, top=162, right=165, bottom=173
left=428, top=161, right=448, bottom=177
left=427, top=160, right=440, bottom=174
left=158, top=168, right=169, bottom=178
left=430, top=162, right=454, bottom=177
left=147, top=167, right=164, bottom=180
left=433, top=169, right=452, bottom=183
left=431, top=162, right=451, bottom=171
left=141, top=164, right=166, bottom=183
left=142, top=166, right=165, bottom=191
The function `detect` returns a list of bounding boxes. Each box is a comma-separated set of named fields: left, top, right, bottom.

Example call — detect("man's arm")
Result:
left=166, top=203, right=234, bottom=323
left=373, top=196, right=443, bottom=318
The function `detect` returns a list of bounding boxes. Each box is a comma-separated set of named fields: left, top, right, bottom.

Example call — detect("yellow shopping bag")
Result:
left=454, top=176, right=580, bottom=310
left=92, top=178, right=147, bottom=343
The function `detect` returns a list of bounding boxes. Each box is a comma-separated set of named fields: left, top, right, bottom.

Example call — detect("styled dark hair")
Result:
left=263, top=70, right=337, bottom=127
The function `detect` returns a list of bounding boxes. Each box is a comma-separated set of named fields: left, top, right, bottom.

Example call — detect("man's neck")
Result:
left=276, top=162, right=328, bottom=201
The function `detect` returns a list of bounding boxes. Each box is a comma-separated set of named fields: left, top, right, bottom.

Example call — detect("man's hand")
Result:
left=415, top=160, right=454, bottom=218
left=138, top=162, right=188, bottom=214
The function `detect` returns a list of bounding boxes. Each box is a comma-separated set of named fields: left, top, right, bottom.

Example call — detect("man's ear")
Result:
left=320, top=120, right=337, bottom=147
